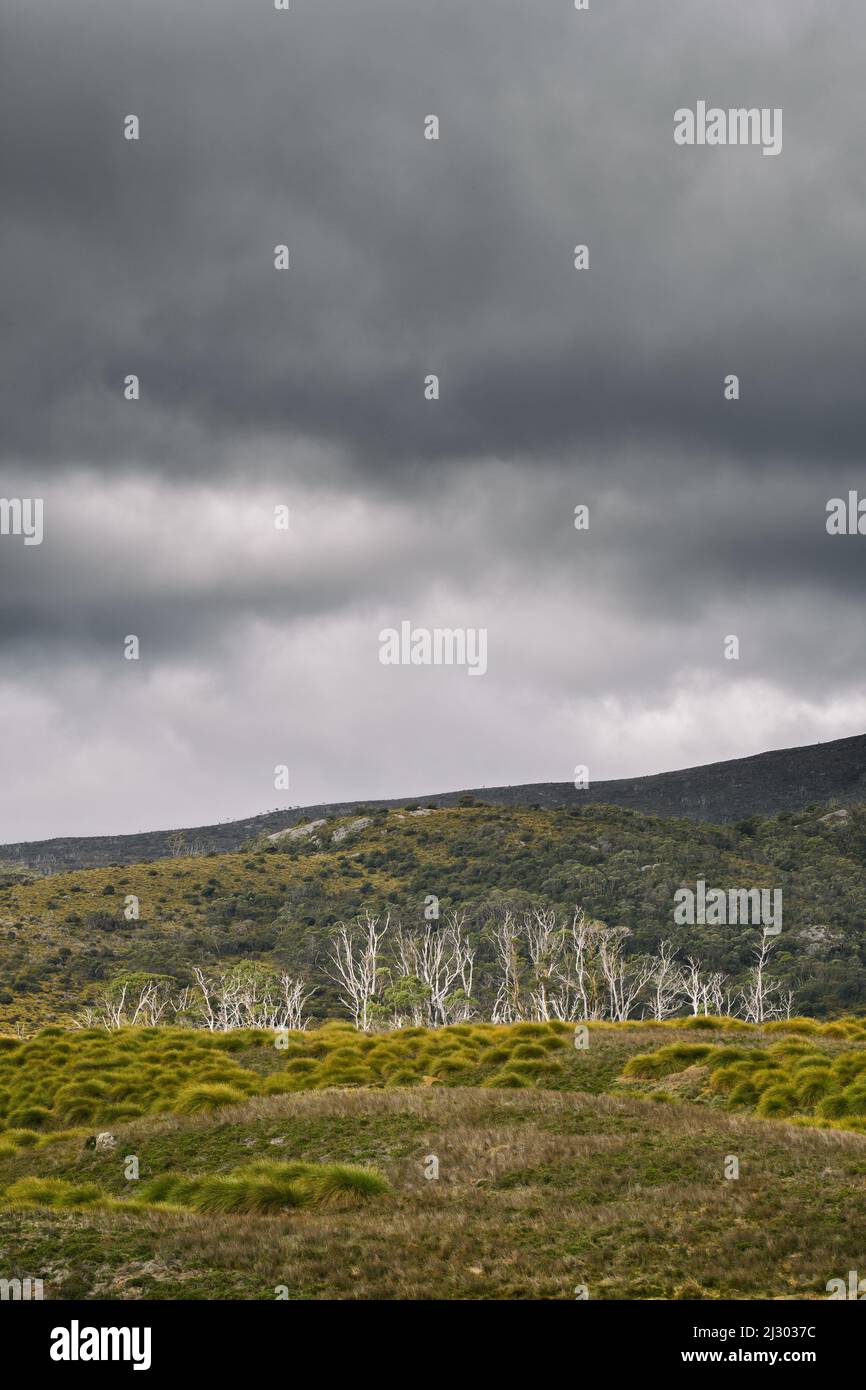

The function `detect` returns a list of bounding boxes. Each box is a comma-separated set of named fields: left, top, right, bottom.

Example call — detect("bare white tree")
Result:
left=525, top=908, right=565, bottom=1021
left=549, top=909, right=607, bottom=1021
left=446, top=911, right=476, bottom=1022
left=678, top=957, right=728, bottom=1017
left=394, top=912, right=475, bottom=1026
left=680, top=957, right=706, bottom=1016
left=328, top=911, right=388, bottom=1031
left=277, top=973, right=315, bottom=1030
left=77, top=977, right=175, bottom=1029
left=646, top=939, right=683, bottom=1021
left=190, top=966, right=224, bottom=1031
left=597, top=927, right=655, bottom=1022
left=189, top=964, right=314, bottom=1030
left=704, top=970, right=729, bottom=1016
left=489, top=908, right=657, bottom=1024
left=490, top=910, right=524, bottom=1023
left=735, top=933, right=780, bottom=1023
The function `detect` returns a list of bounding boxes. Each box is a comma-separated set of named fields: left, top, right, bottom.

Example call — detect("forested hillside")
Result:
left=2, top=799, right=866, bottom=1029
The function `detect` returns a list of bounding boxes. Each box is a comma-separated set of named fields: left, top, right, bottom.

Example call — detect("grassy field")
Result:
left=2, top=1018, right=866, bottom=1300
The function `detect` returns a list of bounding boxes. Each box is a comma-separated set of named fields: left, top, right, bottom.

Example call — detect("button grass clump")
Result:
left=622, top=1026, right=866, bottom=1132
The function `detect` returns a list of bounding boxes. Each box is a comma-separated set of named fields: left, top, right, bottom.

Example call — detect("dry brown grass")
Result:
left=3, top=1085, right=865, bottom=1299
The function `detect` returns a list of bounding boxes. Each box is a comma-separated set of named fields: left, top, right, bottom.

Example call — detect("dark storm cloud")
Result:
left=2, top=0, right=866, bottom=840
left=1, top=454, right=864, bottom=680
left=2, top=0, right=864, bottom=478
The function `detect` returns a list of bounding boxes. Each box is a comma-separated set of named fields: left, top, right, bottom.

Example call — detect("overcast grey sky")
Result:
left=2, top=0, right=865, bottom=841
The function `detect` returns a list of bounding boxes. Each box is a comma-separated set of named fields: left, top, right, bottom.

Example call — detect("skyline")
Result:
left=0, top=722, right=860, bottom=850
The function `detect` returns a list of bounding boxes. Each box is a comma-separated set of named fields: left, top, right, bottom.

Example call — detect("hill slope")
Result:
left=2, top=1020, right=865, bottom=1300
left=4, top=731, right=866, bottom=872
left=3, top=801, right=866, bottom=1028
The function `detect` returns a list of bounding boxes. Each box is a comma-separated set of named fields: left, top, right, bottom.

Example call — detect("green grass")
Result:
left=136, top=1159, right=388, bottom=1214
left=1, top=1081, right=865, bottom=1299
left=4, top=1017, right=866, bottom=1138
left=2, top=1155, right=388, bottom=1217
left=1, top=1017, right=866, bottom=1299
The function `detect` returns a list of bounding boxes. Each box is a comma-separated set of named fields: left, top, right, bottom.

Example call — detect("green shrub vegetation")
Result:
left=4, top=803, right=866, bottom=1029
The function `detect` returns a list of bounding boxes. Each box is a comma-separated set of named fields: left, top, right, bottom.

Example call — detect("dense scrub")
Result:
left=4, top=802, right=866, bottom=1028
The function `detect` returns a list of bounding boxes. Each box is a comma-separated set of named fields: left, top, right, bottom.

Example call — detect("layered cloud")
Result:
left=1, top=0, right=864, bottom=837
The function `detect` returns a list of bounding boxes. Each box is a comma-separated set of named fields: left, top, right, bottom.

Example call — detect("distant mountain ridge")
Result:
left=5, top=731, right=866, bottom=872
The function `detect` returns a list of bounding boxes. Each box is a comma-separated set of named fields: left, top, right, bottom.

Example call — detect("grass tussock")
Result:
left=1, top=1158, right=388, bottom=1217
left=623, top=1029, right=866, bottom=1132
left=2, top=1083, right=866, bottom=1300
left=1, top=1017, right=865, bottom=1145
